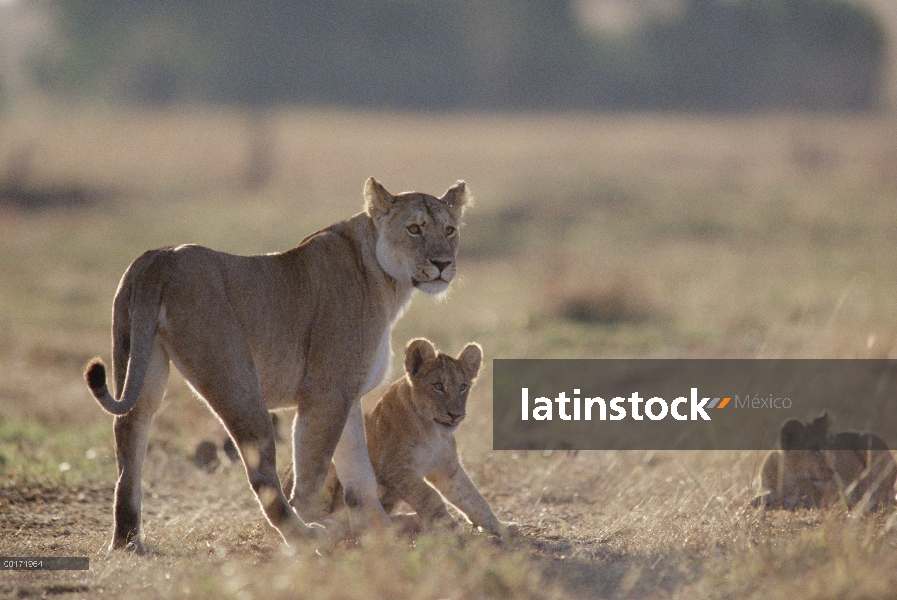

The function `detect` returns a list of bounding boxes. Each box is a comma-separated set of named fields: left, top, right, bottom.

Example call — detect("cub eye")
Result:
left=445, top=226, right=456, bottom=237
left=433, top=382, right=445, bottom=392
left=407, top=224, right=422, bottom=235
left=459, top=383, right=468, bottom=393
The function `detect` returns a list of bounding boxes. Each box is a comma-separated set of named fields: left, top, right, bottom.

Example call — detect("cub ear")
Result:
left=780, top=419, right=805, bottom=450
left=439, top=180, right=471, bottom=221
left=811, top=411, right=830, bottom=432
left=364, top=177, right=396, bottom=221
left=457, top=343, right=482, bottom=380
left=405, top=338, right=436, bottom=378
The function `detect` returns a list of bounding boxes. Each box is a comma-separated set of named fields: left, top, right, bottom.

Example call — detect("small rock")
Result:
left=193, top=440, right=220, bottom=472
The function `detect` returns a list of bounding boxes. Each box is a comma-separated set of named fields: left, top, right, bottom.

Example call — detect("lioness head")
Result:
left=403, top=338, right=482, bottom=432
left=365, top=178, right=470, bottom=295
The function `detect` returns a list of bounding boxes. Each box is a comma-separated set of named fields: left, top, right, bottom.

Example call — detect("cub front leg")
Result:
left=390, top=473, right=456, bottom=530
left=427, top=462, right=517, bottom=538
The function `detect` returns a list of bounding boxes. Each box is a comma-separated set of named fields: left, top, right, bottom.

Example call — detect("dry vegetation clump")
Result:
left=552, top=272, right=654, bottom=326
left=0, top=150, right=111, bottom=211
left=693, top=519, right=897, bottom=599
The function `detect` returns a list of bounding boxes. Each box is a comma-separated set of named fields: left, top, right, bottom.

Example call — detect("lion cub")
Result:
left=284, top=338, right=516, bottom=537
left=753, top=412, right=897, bottom=511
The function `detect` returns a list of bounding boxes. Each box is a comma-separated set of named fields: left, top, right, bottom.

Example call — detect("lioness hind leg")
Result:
left=219, top=400, right=319, bottom=544
left=111, top=341, right=169, bottom=551
left=166, top=332, right=318, bottom=546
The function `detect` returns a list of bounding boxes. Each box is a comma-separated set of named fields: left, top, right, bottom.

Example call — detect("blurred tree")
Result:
left=36, top=0, right=887, bottom=111
left=630, top=0, right=886, bottom=110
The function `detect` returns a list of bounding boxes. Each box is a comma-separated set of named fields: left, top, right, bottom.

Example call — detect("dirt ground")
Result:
left=4, top=436, right=892, bottom=599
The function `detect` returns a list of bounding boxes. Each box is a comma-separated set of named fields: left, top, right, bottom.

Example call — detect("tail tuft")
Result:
left=85, top=358, right=108, bottom=395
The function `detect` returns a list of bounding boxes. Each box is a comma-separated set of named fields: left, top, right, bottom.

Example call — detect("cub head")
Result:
left=365, top=178, right=470, bottom=295
left=779, top=412, right=831, bottom=487
left=779, top=412, right=829, bottom=451
left=403, top=338, right=482, bottom=432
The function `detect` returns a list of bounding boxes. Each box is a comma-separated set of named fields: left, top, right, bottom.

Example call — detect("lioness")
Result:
left=282, top=338, right=517, bottom=538
left=85, top=178, right=470, bottom=551
left=753, top=412, right=897, bottom=511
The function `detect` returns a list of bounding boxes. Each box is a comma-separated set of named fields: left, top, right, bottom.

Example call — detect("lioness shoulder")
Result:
left=284, top=338, right=517, bottom=538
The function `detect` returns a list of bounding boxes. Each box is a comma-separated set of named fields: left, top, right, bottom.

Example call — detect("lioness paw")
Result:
left=313, top=518, right=348, bottom=542
left=488, top=520, right=519, bottom=539
left=500, top=521, right=520, bottom=538
left=389, top=513, right=423, bottom=537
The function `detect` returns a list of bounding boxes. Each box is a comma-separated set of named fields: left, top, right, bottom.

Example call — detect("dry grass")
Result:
left=3, top=106, right=897, bottom=598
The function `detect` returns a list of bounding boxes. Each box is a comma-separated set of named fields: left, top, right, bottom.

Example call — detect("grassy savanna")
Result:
left=3, top=107, right=897, bottom=598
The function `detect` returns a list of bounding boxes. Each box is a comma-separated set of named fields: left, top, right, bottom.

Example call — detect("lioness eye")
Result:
left=433, top=382, right=445, bottom=392
left=445, top=226, right=455, bottom=237
left=459, top=383, right=468, bottom=393
left=407, top=224, right=421, bottom=235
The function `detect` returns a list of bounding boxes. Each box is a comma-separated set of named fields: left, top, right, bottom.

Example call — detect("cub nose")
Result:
left=431, top=259, right=452, bottom=272
left=448, top=410, right=464, bottom=420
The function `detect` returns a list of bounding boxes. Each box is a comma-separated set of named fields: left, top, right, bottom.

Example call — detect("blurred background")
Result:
left=0, top=0, right=893, bottom=111
left=4, top=0, right=897, bottom=413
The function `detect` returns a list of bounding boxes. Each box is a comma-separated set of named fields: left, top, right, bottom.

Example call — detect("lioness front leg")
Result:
left=288, top=395, right=353, bottom=525
left=331, top=401, right=391, bottom=534
left=427, top=463, right=516, bottom=538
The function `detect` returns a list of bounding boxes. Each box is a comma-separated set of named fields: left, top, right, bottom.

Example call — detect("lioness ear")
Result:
left=365, top=177, right=395, bottom=221
left=780, top=419, right=805, bottom=449
left=405, top=338, right=436, bottom=378
left=457, top=343, right=482, bottom=380
left=439, top=180, right=471, bottom=221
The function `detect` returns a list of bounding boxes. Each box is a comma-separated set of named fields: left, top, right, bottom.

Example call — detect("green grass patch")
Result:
left=0, top=416, right=113, bottom=484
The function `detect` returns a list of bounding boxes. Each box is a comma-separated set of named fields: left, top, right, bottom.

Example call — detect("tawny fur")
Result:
left=84, top=178, right=470, bottom=551
left=283, top=338, right=517, bottom=538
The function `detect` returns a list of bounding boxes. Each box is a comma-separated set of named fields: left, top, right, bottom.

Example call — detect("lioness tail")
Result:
left=85, top=249, right=169, bottom=416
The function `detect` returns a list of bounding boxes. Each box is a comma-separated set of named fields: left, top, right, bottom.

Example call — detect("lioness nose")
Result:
left=448, top=410, right=463, bottom=419
left=431, top=259, right=452, bottom=272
